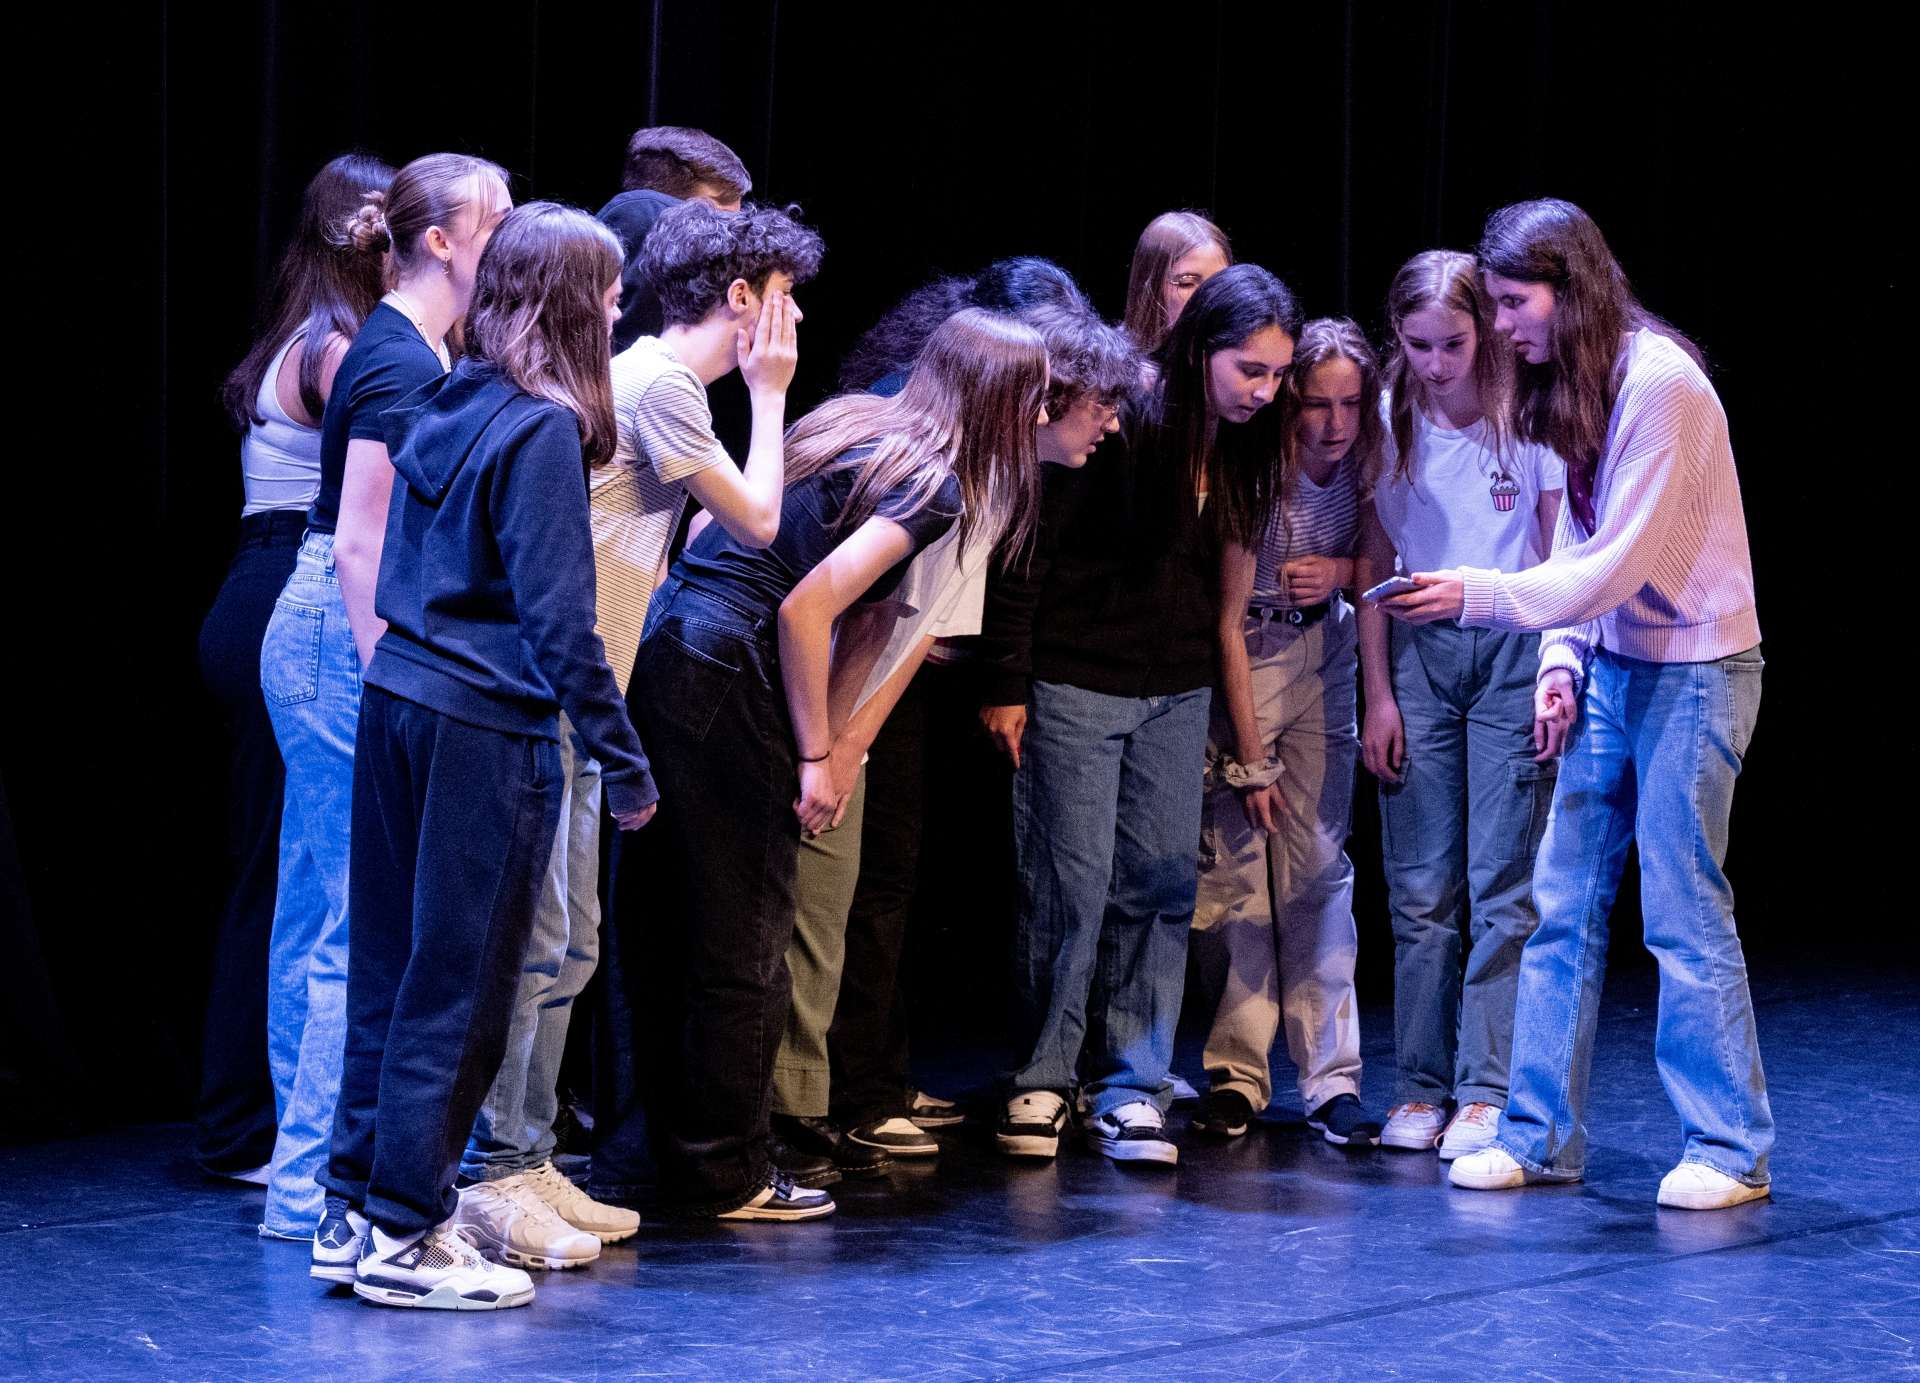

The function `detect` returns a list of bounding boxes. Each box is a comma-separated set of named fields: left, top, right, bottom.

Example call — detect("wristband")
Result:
left=798, top=750, right=831, bottom=764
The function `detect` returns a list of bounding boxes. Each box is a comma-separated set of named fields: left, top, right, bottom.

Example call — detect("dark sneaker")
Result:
left=768, top=1133, right=842, bottom=1190
left=996, top=1091, right=1069, bottom=1158
left=1308, top=1094, right=1382, bottom=1147
left=310, top=1195, right=369, bottom=1284
left=1084, top=1100, right=1179, bottom=1165
left=715, top=1171, right=836, bottom=1222
left=1193, top=1088, right=1255, bottom=1138
left=846, top=1117, right=938, bottom=1158
left=906, top=1089, right=966, bottom=1128
left=354, top=1221, right=535, bottom=1310
left=771, top=1113, right=894, bottom=1178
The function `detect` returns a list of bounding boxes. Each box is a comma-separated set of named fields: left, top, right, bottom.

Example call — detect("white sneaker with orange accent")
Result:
left=1438, top=1102, right=1502, bottom=1161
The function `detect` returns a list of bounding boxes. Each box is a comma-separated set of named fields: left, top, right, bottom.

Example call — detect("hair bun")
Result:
left=346, top=199, right=391, bottom=254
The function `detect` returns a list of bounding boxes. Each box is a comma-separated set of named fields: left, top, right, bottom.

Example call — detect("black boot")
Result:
left=772, top=1113, right=894, bottom=1179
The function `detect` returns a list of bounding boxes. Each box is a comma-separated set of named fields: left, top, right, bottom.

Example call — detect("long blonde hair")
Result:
left=465, top=202, right=624, bottom=466
left=784, top=308, right=1047, bottom=561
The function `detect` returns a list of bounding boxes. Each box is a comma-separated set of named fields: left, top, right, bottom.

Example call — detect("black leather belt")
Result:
left=1249, top=600, right=1331, bottom=628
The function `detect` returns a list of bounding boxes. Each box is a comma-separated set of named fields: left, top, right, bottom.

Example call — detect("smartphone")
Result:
left=1362, top=575, right=1421, bottom=602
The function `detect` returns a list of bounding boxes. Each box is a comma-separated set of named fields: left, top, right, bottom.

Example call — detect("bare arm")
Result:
left=336, top=439, right=395, bottom=668
left=1217, top=539, right=1263, bottom=766
left=779, top=516, right=918, bottom=833
left=1354, top=505, right=1404, bottom=783
left=274, top=332, right=350, bottom=429
left=678, top=290, right=798, bottom=548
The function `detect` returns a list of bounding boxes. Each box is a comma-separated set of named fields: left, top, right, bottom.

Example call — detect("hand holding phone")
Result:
left=1362, top=575, right=1421, bottom=602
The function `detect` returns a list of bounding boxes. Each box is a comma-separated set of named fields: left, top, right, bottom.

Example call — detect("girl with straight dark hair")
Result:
left=1121, top=210, right=1232, bottom=353
left=635, top=309, right=1048, bottom=1222
left=325, top=203, right=657, bottom=1311
left=981, top=263, right=1298, bottom=1168
left=263, top=152, right=511, bottom=1254
left=1189, top=318, right=1393, bottom=1149
left=195, top=152, right=393, bottom=1184
left=1383, top=198, right=1773, bottom=1211
left=1361, top=251, right=1564, bottom=1160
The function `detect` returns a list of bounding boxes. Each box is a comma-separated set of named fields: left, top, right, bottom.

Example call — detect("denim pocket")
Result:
left=1721, top=653, right=1764, bottom=761
left=260, top=600, right=324, bottom=706
left=636, top=619, right=744, bottom=744
left=1492, top=758, right=1558, bottom=864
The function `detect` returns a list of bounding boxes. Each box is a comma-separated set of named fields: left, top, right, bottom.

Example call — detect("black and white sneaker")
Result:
left=1084, top=1100, right=1179, bottom=1165
left=1193, top=1088, right=1255, bottom=1138
left=310, top=1195, right=369, bottom=1284
left=846, top=1117, right=938, bottom=1158
left=354, top=1221, right=535, bottom=1310
left=906, top=1089, right=966, bottom=1128
left=715, top=1170, right=836, bottom=1222
left=996, top=1091, right=1069, bottom=1158
left=1308, top=1094, right=1383, bottom=1147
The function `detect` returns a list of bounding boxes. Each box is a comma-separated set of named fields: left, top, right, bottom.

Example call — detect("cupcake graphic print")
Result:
left=1490, top=472, right=1520, bottom=513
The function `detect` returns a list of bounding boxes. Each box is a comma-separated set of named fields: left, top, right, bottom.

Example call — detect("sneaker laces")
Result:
left=1104, top=1100, right=1165, bottom=1132
left=1391, top=1101, right=1443, bottom=1118
left=498, top=1175, right=573, bottom=1230
left=526, top=1161, right=594, bottom=1216
left=1009, top=1091, right=1066, bottom=1121
left=1456, top=1102, right=1499, bottom=1129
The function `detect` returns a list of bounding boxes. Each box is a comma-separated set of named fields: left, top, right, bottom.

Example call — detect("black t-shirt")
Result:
left=673, top=448, right=964, bottom=620
left=308, top=303, right=446, bottom=533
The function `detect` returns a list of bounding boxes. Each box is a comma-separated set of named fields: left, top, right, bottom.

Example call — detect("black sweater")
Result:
left=367, top=359, right=657, bottom=815
left=976, top=411, right=1218, bottom=704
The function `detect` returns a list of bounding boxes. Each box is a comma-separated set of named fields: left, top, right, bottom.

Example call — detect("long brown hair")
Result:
left=1122, top=211, right=1232, bottom=353
left=1478, top=198, right=1701, bottom=530
left=1381, top=249, right=1510, bottom=487
left=784, top=308, right=1047, bottom=561
left=220, top=153, right=395, bottom=429
left=465, top=203, right=624, bottom=466
left=1284, top=317, right=1385, bottom=491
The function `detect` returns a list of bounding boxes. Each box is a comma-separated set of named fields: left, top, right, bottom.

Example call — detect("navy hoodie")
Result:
left=367, top=358, right=658, bottom=815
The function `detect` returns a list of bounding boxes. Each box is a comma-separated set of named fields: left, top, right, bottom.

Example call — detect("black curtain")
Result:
left=4, top=1, right=1894, bottom=1131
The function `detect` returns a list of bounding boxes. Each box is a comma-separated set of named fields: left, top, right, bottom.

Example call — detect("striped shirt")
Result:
left=1458, top=329, right=1760, bottom=683
left=592, top=337, right=730, bottom=695
left=1251, top=453, right=1360, bottom=606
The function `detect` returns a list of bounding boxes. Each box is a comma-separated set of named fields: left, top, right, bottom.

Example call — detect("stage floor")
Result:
left=3, top=955, right=1915, bottom=1381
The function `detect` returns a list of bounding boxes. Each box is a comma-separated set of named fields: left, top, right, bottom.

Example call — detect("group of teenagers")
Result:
left=195, top=124, right=1773, bottom=1313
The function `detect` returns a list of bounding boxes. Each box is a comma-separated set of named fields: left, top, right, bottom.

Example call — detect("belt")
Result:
left=237, top=509, right=309, bottom=547
left=1248, top=600, right=1330, bottom=628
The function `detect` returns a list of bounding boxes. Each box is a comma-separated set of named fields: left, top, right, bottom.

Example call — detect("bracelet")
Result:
left=798, top=749, right=831, bottom=764
left=1221, top=755, right=1284, bottom=790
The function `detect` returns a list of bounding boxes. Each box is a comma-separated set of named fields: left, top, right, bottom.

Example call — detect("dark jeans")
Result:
left=622, top=579, right=800, bottom=1215
left=323, top=686, right=561, bottom=1234
left=193, top=510, right=303, bottom=1174
left=827, top=669, right=927, bottom=1128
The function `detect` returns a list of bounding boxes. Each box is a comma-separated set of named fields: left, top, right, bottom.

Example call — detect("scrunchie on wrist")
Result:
left=1221, top=755, right=1283, bottom=790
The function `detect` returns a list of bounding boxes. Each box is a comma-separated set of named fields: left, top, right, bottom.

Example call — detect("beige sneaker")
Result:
left=1438, top=1102, right=1503, bottom=1161
left=1657, top=1162, right=1771, bottom=1211
left=523, top=1160, right=641, bottom=1244
left=454, top=1175, right=601, bottom=1270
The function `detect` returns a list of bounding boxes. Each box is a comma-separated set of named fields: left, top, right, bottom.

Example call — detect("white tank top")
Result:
left=240, top=332, right=324, bottom=516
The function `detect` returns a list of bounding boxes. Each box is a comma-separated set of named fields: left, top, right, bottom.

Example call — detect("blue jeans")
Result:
left=1495, top=646, right=1772, bottom=1185
left=1379, top=621, right=1554, bottom=1108
left=462, top=715, right=603, bottom=1180
left=258, top=532, right=359, bottom=1236
left=1009, top=680, right=1211, bottom=1118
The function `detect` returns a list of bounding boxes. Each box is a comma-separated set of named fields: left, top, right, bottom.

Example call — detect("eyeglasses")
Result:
left=1166, top=273, right=1206, bottom=292
left=1084, top=397, right=1121, bottom=423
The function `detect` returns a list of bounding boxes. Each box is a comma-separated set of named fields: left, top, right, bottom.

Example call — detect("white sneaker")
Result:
left=1448, top=1147, right=1531, bottom=1190
left=1084, top=1100, right=1178, bottom=1165
left=354, top=1221, right=535, bottom=1310
left=1438, top=1102, right=1502, bottom=1161
left=454, top=1175, right=602, bottom=1270
left=1381, top=1101, right=1449, bottom=1151
left=1657, top=1162, right=1771, bottom=1211
left=522, top=1160, right=640, bottom=1244
left=907, top=1089, right=966, bottom=1128
left=997, top=1091, right=1070, bottom=1158
left=310, top=1196, right=369, bottom=1284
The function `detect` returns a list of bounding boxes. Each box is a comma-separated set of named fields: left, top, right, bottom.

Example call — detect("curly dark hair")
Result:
left=837, top=257, right=1089, bottom=392
left=1022, top=303, right=1139, bottom=415
left=641, top=199, right=824, bottom=328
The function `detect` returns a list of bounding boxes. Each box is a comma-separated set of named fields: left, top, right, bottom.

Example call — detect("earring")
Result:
left=442, top=257, right=452, bottom=277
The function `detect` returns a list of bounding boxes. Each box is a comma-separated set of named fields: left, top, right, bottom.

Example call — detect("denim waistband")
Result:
left=652, top=575, right=777, bottom=645
left=237, top=510, right=308, bottom=549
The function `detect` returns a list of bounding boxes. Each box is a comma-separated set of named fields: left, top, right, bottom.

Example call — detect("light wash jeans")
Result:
left=1191, top=601, right=1363, bottom=1113
left=463, top=716, right=604, bottom=1180
left=1008, top=679, right=1211, bottom=1118
left=1494, top=645, right=1773, bottom=1186
left=1379, top=621, right=1554, bottom=1108
left=258, top=532, right=359, bottom=1236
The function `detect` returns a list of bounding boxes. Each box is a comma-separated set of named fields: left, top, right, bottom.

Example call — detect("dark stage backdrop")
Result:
left=2, top=2, right=1894, bottom=1130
